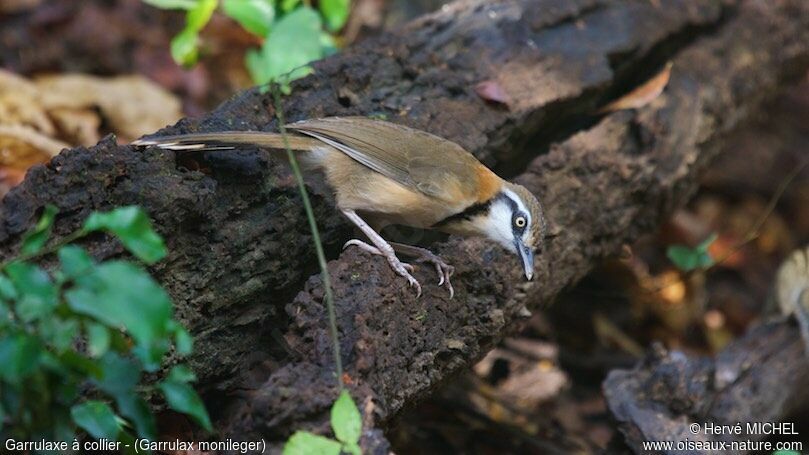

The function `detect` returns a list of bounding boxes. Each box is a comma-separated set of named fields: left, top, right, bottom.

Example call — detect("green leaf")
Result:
left=87, top=322, right=111, bottom=358
left=142, top=0, right=198, bottom=9
left=171, top=28, right=200, bottom=67
left=5, top=262, right=58, bottom=322
left=58, top=245, right=94, bottom=279
left=0, top=334, right=42, bottom=383
left=39, top=317, right=80, bottom=352
left=95, top=353, right=140, bottom=395
left=168, top=0, right=216, bottom=66
left=65, top=261, right=174, bottom=367
left=174, top=325, right=193, bottom=356
left=159, top=380, right=212, bottom=431
left=71, top=401, right=121, bottom=440
left=94, top=353, right=155, bottom=440
left=0, top=274, right=17, bottom=301
left=247, top=6, right=324, bottom=86
left=319, top=0, right=349, bottom=32
left=666, top=233, right=717, bottom=272
left=331, top=389, right=362, bottom=446
left=116, top=392, right=156, bottom=440
left=83, top=206, right=167, bottom=264
left=283, top=431, right=342, bottom=455
left=222, top=0, right=275, bottom=36
left=167, top=364, right=197, bottom=383
left=21, top=204, right=58, bottom=256
left=187, top=0, right=218, bottom=30
left=280, top=0, right=301, bottom=12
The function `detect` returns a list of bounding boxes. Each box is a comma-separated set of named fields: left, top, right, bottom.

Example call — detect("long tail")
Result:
left=131, top=131, right=320, bottom=153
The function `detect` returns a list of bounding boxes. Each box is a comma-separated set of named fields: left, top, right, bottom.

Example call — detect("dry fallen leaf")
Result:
left=35, top=74, right=183, bottom=141
left=0, top=124, right=69, bottom=198
left=599, top=61, right=673, bottom=113
left=0, top=124, right=69, bottom=158
left=0, top=70, right=56, bottom=135
left=0, top=70, right=183, bottom=196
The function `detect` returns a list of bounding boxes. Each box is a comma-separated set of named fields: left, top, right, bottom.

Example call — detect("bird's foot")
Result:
left=344, top=239, right=421, bottom=296
left=406, top=247, right=455, bottom=299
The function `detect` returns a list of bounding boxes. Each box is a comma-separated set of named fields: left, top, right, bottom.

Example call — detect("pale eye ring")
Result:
left=515, top=216, right=526, bottom=228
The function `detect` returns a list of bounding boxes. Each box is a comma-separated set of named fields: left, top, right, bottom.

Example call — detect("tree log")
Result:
left=604, top=322, right=809, bottom=455
left=1, top=0, right=808, bottom=450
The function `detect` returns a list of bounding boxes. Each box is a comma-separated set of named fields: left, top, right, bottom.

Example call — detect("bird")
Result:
left=132, top=117, right=545, bottom=298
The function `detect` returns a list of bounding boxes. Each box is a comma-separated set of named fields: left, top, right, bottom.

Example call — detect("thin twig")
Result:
left=271, top=87, right=344, bottom=388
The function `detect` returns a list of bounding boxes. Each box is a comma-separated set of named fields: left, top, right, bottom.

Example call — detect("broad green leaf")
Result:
left=159, top=380, right=212, bottom=431
left=331, top=389, right=361, bottom=446
left=39, top=317, right=80, bottom=352
left=283, top=431, right=342, bottom=455
left=0, top=334, right=41, bottom=383
left=94, top=353, right=155, bottom=440
left=87, top=322, right=111, bottom=358
left=280, top=0, right=301, bottom=12
left=21, top=204, right=58, bottom=255
left=5, top=262, right=57, bottom=322
left=95, top=353, right=140, bottom=396
left=167, top=364, right=197, bottom=383
left=142, top=0, right=198, bottom=9
left=57, top=350, right=102, bottom=377
left=0, top=274, right=17, bottom=301
left=320, top=32, right=338, bottom=56
left=187, top=0, right=218, bottom=30
left=666, top=233, right=717, bottom=272
left=58, top=245, right=94, bottom=279
left=319, top=0, right=349, bottom=32
left=171, top=28, right=200, bottom=67
left=71, top=401, right=120, bottom=440
left=174, top=325, right=193, bottom=356
left=116, top=392, right=156, bottom=440
left=83, top=206, right=167, bottom=264
left=248, top=6, right=324, bottom=86
left=0, top=301, right=10, bottom=327
left=222, top=0, right=275, bottom=36
left=65, top=261, right=173, bottom=366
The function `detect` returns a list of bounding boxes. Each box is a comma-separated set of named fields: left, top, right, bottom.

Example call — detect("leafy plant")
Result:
left=283, top=390, right=362, bottom=455
left=0, top=205, right=210, bottom=445
left=143, top=0, right=349, bottom=89
left=666, top=233, right=717, bottom=272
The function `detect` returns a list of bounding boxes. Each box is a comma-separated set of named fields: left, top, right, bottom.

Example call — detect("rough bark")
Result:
left=604, top=322, right=809, bottom=455
left=1, top=0, right=808, bottom=450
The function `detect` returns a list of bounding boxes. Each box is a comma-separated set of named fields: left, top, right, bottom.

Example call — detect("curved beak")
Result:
left=514, top=237, right=534, bottom=281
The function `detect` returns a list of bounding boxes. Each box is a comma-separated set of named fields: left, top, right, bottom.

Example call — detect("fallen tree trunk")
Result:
left=1, top=0, right=808, bottom=450
left=604, top=322, right=809, bottom=455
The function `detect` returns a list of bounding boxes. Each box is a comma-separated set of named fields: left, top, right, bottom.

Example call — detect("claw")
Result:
left=344, top=237, right=422, bottom=297
left=407, top=247, right=455, bottom=299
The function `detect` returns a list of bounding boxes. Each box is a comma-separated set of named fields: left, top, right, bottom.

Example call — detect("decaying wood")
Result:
left=604, top=322, right=809, bottom=455
left=1, top=0, right=808, bottom=449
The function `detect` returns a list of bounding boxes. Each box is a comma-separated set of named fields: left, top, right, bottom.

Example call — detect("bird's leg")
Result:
left=341, top=210, right=421, bottom=296
left=388, top=242, right=454, bottom=299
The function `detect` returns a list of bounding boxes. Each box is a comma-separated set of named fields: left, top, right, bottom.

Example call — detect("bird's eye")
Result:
left=514, top=216, right=526, bottom=228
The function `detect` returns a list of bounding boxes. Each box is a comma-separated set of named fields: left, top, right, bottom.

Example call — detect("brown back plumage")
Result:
left=289, top=117, right=502, bottom=206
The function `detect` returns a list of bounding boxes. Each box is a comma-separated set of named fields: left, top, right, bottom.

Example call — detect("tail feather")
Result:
left=131, top=131, right=318, bottom=153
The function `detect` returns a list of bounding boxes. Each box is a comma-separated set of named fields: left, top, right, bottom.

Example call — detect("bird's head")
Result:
left=481, top=182, right=544, bottom=280
left=438, top=182, right=544, bottom=280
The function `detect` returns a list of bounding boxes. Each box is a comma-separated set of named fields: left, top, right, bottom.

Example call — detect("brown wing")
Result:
left=288, top=117, right=500, bottom=205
